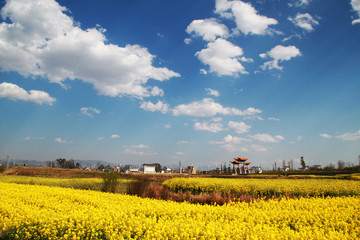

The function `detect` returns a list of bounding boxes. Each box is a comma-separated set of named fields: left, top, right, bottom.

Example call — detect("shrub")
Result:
left=101, top=172, right=119, bottom=193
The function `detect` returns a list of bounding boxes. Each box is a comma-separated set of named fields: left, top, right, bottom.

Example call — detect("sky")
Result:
left=0, top=0, right=359, bottom=170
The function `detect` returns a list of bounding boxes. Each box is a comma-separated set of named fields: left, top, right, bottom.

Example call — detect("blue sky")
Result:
left=1, top=0, right=359, bottom=170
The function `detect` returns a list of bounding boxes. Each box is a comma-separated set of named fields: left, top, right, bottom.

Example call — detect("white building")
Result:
left=143, top=163, right=158, bottom=174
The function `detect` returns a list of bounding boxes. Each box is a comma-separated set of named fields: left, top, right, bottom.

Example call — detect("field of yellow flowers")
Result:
left=1, top=181, right=360, bottom=239
left=0, top=175, right=132, bottom=192
left=163, top=177, right=360, bottom=198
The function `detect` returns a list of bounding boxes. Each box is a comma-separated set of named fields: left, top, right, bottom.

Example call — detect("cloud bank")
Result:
left=0, top=0, right=180, bottom=99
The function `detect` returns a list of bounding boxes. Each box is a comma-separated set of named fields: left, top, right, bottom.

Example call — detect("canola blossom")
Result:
left=163, top=177, right=360, bottom=197
left=0, top=175, right=132, bottom=191
left=1, top=182, right=360, bottom=239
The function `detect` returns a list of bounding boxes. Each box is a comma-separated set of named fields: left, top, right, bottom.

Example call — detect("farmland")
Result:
left=1, top=167, right=360, bottom=239
left=163, top=177, right=360, bottom=198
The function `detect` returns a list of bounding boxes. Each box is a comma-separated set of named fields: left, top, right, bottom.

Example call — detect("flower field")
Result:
left=0, top=175, right=131, bottom=192
left=162, top=177, right=360, bottom=198
left=1, top=181, right=360, bottom=239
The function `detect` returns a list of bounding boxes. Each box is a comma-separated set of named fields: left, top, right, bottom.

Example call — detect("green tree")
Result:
left=337, top=160, right=345, bottom=170
left=56, top=158, right=66, bottom=168
left=300, top=156, right=306, bottom=169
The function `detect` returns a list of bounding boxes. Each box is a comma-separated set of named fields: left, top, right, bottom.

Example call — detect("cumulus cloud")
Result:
left=186, top=18, right=229, bottom=41
left=320, top=133, right=332, bottom=139
left=249, top=134, right=284, bottom=143
left=80, top=107, right=100, bottom=117
left=260, top=45, right=301, bottom=70
left=228, top=121, right=251, bottom=134
left=0, top=82, right=56, bottom=105
left=193, top=121, right=224, bottom=133
left=351, top=0, right=360, bottom=24
left=215, top=0, right=278, bottom=35
left=205, top=88, right=220, bottom=97
left=111, top=134, right=120, bottom=139
left=195, top=38, right=248, bottom=76
left=140, top=100, right=169, bottom=114
left=288, top=13, right=319, bottom=31
left=172, top=98, right=262, bottom=117
left=0, top=0, right=179, bottom=99
left=150, top=87, right=165, bottom=97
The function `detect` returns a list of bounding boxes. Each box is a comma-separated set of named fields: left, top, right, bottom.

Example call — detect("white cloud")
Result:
left=184, top=38, right=192, bottom=44
left=23, top=136, right=44, bottom=141
left=150, top=87, right=164, bottom=97
left=205, top=88, right=220, bottom=97
left=0, top=82, right=56, bottom=105
left=186, top=18, right=229, bottom=41
left=125, top=149, right=157, bottom=156
left=200, top=69, right=208, bottom=75
left=260, top=45, right=301, bottom=70
left=111, top=134, right=120, bottom=139
left=268, top=117, right=280, bottom=121
left=54, top=137, right=71, bottom=144
left=129, top=144, right=149, bottom=149
left=164, top=124, right=171, bottom=129
left=215, top=0, right=278, bottom=35
left=212, top=117, right=223, bottom=122
left=177, top=140, right=194, bottom=145
left=288, top=13, right=319, bottom=31
left=223, top=134, right=252, bottom=144
left=97, top=137, right=105, bottom=141
left=351, top=0, right=360, bottom=24
left=195, top=38, right=248, bottom=76
left=228, top=121, right=251, bottom=134
left=193, top=121, right=224, bottom=133
left=320, top=131, right=360, bottom=141
left=288, top=0, right=311, bottom=7
left=320, top=133, right=332, bottom=139
left=0, top=0, right=179, bottom=99
left=172, top=98, right=262, bottom=117
left=211, top=134, right=267, bottom=153
left=80, top=107, right=100, bottom=117
left=221, top=143, right=268, bottom=153
left=140, top=100, right=169, bottom=114
left=336, top=130, right=360, bottom=141
left=249, top=133, right=284, bottom=142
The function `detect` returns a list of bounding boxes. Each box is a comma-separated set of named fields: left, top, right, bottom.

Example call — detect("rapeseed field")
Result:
left=1, top=181, right=359, bottom=239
